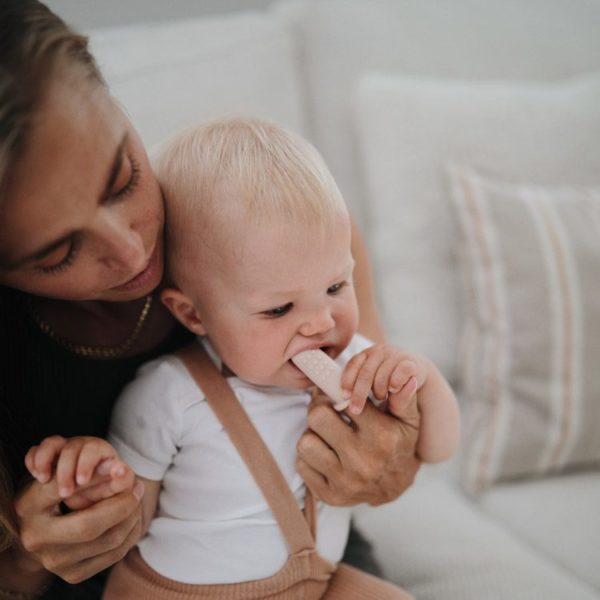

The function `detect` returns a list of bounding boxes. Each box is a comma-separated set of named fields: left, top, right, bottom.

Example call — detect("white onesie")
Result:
left=108, top=334, right=371, bottom=584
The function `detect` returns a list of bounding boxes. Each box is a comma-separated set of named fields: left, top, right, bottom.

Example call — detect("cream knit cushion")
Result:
left=449, top=165, right=600, bottom=493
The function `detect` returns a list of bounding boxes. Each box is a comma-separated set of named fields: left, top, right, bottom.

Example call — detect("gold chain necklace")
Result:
left=28, top=294, right=153, bottom=359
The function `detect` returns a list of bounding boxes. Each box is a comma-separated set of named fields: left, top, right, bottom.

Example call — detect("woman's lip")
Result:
left=112, top=244, right=161, bottom=291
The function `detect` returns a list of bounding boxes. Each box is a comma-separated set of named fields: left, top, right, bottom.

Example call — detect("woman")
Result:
left=0, top=1, right=420, bottom=598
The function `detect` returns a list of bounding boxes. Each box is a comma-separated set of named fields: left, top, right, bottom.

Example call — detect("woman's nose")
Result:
left=298, top=307, right=336, bottom=337
left=97, top=213, right=146, bottom=270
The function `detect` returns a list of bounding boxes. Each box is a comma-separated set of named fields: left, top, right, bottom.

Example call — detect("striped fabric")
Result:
left=449, top=165, right=600, bottom=493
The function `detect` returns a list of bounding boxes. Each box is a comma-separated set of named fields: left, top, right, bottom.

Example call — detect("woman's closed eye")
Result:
left=261, top=302, right=293, bottom=318
left=107, top=155, right=141, bottom=201
left=36, top=236, right=81, bottom=274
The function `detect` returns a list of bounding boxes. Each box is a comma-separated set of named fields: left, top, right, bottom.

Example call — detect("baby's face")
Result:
left=192, top=215, right=359, bottom=390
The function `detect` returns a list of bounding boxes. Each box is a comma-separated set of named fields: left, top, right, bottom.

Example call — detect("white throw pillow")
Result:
left=88, top=13, right=306, bottom=148
left=449, top=165, right=600, bottom=492
left=354, top=73, right=600, bottom=382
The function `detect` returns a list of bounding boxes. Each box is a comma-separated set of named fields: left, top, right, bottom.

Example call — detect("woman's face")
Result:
left=0, top=79, right=164, bottom=301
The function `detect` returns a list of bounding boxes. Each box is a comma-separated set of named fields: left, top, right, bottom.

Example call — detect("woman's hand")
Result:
left=296, top=389, right=421, bottom=506
left=13, top=472, right=144, bottom=584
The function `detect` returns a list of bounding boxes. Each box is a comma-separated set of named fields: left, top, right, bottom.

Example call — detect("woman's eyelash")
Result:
left=38, top=236, right=81, bottom=275
left=115, top=156, right=141, bottom=198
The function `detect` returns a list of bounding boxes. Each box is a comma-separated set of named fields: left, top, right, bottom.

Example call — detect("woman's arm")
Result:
left=351, top=219, right=386, bottom=344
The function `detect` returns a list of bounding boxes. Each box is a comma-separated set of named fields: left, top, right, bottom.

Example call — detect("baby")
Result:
left=26, top=118, right=459, bottom=599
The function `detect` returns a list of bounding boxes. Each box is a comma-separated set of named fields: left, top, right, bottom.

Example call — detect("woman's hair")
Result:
left=0, top=448, right=17, bottom=550
left=0, top=0, right=104, bottom=546
left=155, top=117, right=349, bottom=283
left=0, top=0, right=104, bottom=197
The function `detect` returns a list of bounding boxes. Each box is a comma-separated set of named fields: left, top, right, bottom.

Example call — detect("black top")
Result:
left=0, top=285, right=192, bottom=598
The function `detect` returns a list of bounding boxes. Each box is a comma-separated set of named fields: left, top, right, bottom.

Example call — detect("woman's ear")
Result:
left=160, top=287, right=207, bottom=336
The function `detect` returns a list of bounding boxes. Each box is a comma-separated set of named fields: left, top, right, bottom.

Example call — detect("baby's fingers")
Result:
left=372, top=357, right=403, bottom=400
left=62, top=463, right=135, bottom=510
left=107, top=461, right=136, bottom=495
left=340, top=352, right=367, bottom=399
left=388, top=360, right=419, bottom=394
left=75, top=439, right=118, bottom=487
left=389, top=376, right=418, bottom=413
left=26, top=436, right=67, bottom=484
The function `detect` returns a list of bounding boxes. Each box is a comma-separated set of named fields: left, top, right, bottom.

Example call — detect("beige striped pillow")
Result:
left=449, top=165, right=600, bottom=494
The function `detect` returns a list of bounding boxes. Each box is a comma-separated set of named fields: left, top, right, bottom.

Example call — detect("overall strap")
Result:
left=177, top=342, right=317, bottom=555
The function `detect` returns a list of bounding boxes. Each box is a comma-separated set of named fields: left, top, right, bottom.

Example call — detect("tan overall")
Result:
left=104, top=344, right=412, bottom=599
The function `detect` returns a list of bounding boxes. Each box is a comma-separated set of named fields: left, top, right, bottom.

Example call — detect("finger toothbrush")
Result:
left=291, top=349, right=350, bottom=411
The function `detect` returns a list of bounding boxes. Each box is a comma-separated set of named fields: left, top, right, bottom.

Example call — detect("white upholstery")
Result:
left=354, top=469, right=599, bottom=600
left=480, top=471, right=600, bottom=590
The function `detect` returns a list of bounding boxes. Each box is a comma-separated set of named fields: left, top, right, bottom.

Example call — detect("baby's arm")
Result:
left=405, top=354, right=460, bottom=463
left=341, top=345, right=460, bottom=463
left=25, top=435, right=135, bottom=509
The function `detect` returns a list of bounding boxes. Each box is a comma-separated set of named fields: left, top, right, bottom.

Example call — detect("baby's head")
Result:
left=157, top=117, right=359, bottom=389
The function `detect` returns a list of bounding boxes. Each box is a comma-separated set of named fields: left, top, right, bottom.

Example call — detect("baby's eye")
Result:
left=327, top=282, right=347, bottom=295
left=262, top=303, right=293, bottom=318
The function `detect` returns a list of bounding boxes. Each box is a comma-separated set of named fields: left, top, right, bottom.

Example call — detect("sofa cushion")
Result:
left=353, top=73, right=600, bottom=382
left=353, top=468, right=599, bottom=600
left=88, top=13, right=306, bottom=148
left=480, top=471, right=600, bottom=591
left=449, top=166, right=600, bottom=491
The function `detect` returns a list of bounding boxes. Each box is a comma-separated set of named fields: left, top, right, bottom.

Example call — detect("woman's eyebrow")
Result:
left=3, top=134, right=130, bottom=271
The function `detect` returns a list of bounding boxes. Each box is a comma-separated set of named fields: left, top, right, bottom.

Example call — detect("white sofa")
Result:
left=88, top=2, right=600, bottom=598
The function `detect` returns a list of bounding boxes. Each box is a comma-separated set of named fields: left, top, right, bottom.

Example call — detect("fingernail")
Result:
left=96, top=461, right=112, bottom=476
left=115, top=465, right=126, bottom=478
left=388, top=387, right=400, bottom=394
left=133, top=480, right=145, bottom=501
left=350, top=403, right=362, bottom=415
left=59, top=487, right=70, bottom=498
left=341, top=389, right=351, bottom=399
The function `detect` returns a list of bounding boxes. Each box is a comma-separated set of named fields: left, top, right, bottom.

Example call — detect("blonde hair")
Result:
left=155, top=117, right=348, bottom=284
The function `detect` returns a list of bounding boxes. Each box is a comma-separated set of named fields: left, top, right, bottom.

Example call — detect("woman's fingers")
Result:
left=35, top=498, right=143, bottom=584
left=17, top=481, right=143, bottom=583
left=301, top=397, right=421, bottom=506
left=295, top=458, right=328, bottom=500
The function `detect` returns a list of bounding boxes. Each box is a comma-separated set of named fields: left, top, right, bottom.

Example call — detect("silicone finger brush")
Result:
left=291, top=349, right=350, bottom=411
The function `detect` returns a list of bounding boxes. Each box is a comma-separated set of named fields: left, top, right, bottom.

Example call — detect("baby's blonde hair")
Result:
left=155, top=117, right=348, bottom=285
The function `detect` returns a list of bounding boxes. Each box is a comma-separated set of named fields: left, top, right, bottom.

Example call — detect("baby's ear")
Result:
left=160, top=287, right=206, bottom=336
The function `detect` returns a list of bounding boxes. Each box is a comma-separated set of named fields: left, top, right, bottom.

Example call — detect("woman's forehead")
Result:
left=0, top=81, right=127, bottom=259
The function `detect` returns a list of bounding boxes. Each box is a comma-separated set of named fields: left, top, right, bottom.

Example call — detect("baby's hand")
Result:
left=340, top=344, right=425, bottom=415
left=25, top=435, right=135, bottom=509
